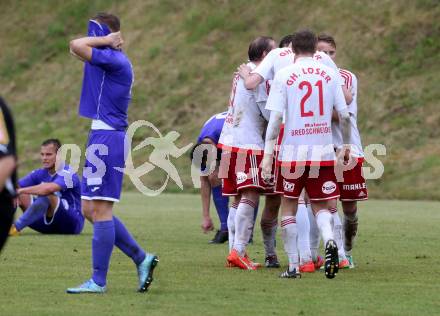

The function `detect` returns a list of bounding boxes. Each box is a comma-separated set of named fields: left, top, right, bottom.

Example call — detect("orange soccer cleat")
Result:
left=339, top=258, right=350, bottom=269
left=299, top=261, right=315, bottom=273
left=227, top=249, right=256, bottom=270
left=314, top=255, right=324, bottom=271
left=245, top=253, right=261, bottom=269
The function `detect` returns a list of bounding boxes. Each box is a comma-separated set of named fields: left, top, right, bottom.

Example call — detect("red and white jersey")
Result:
left=266, top=57, right=347, bottom=165
left=218, top=63, right=270, bottom=153
left=332, top=69, right=364, bottom=158
left=253, top=48, right=343, bottom=85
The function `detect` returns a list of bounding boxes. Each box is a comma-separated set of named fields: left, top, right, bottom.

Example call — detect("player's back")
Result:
left=272, top=57, right=346, bottom=164
left=198, top=112, right=227, bottom=144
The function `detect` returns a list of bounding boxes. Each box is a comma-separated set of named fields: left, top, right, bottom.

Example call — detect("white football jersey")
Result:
left=218, top=63, right=269, bottom=153
left=266, top=57, right=347, bottom=165
left=332, top=69, right=364, bottom=157
left=253, top=48, right=343, bottom=85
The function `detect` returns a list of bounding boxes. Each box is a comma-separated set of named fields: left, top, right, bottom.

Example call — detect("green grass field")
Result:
left=1, top=193, right=439, bottom=315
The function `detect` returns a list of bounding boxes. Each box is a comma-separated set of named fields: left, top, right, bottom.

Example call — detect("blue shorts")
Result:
left=29, top=198, right=84, bottom=235
left=81, top=129, right=126, bottom=202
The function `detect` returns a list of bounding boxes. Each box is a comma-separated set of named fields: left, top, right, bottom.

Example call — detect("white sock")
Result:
left=296, top=204, right=312, bottom=264
left=316, top=210, right=334, bottom=246
left=227, top=201, right=239, bottom=252
left=281, top=216, right=298, bottom=271
left=233, top=198, right=257, bottom=256
left=330, top=208, right=346, bottom=261
left=261, top=217, right=278, bottom=257
left=308, top=204, right=320, bottom=262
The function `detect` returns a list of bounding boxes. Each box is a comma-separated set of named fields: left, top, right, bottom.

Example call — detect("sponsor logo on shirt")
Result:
left=322, top=181, right=337, bottom=195
left=236, top=172, right=248, bottom=184
left=283, top=180, right=294, bottom=192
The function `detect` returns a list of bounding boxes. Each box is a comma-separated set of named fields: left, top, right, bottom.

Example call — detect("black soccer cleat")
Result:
left=209, top=230, right=228, bottom=244
left=324, top=239, right=339, bottom=279
left=279, top=267, right=301, bottom=279
left=265, top=255, right=281, bottom=268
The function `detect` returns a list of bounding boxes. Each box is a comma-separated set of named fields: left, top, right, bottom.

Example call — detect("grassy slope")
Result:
left=0, top=0, right=439, bottom=199
left=1, top=194, right=440, bottom=315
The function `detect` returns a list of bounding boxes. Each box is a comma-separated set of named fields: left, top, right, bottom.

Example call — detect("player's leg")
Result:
left=279, top=196, right=301, bottom=278
left=328, top=199, right=349, bottom=269
left=14, top=195, right=58, bottom=233
left=227, top=196, right=240, bottom=252
left=260, top=194, right=280, bottom=268
left=0, top=194, right=15, bottom=253
left=297, top=201, right=314, bottom=272
left=209, top=169, right=229, bottom=243
left=342, top=200, right=358, bottom=268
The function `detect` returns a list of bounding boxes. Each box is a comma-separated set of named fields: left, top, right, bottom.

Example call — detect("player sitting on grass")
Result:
left=262, top=30, right=351, bottom=279
left=67, top=13, right=157, bottom=294
left=318, top=33, right=368, bottom=269
left=10, top=139, right=84, bottom=236
left=218, top=36, right=280, bottom=270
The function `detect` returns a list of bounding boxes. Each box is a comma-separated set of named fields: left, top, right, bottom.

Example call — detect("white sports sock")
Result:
left=308, top=204, right=320, bottom=262
left=281, top=216, right=298, bottom=271
left=227, top=201, right=239, bottom=252
left=296, top=204, right=312, bottom=264
left=261, top=218, right=277, bottom=257
left=331, top=208, right=347, bottom=261
left=233, top=199, right=256, bottom=256
left=316, top=210, right=333, bottom=246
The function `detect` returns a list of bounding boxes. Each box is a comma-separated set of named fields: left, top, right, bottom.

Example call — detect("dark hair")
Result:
left=248, top=36, right=275, bottom=62
left=93, top=12, right=120, bottom=32
left=41, top=139, right=62, bottom=151
left=317, top=33, right=336, bottom=48
left=279, top=34, right=295, bottom=48
left=292, top=29, right=317, bottom=55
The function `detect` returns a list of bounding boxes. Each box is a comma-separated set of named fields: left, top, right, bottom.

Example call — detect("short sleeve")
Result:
left=265, top=72, right=287, bottom=113
left=253, top=49, right=276, bottom=81
left=18, top=170, right=40, bottom=188
left=90, top=48, right=123, bottom=72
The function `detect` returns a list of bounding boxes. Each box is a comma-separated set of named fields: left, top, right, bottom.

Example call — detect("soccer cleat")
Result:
left=339, top=258, right=350, bottom=269
left=314, top=256, right=324, bottom=271
left=137, top=254, right=159, bottom=292
left=227, top=249, right=256, bottom=270
left=299, top=261, right=315, bottom=273
left=66, top=279, right=106, bottom=294
left=279, top=268, right=301, bottom=279
left=9, top=225, right=20, bottom=236
left=245, top=253, right=261, bottom=269
left=346, top=255, right=355, bottom=269
left=265, top=255, right=280, bottom=268
left=324, top=240, right=339, bottom=279
left=209, top=230, right=228, bottom=244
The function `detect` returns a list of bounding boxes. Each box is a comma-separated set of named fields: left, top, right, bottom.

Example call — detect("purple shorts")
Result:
left=81, top=129, right=126, bottom=202
left=29, top=197, right=84, bottom=234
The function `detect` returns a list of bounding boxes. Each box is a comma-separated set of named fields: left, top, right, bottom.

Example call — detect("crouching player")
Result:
left=262, top=30, right=351, bottom=279
left=10, top=139, right=84, bottom=235
left=190, top=112, right=230, bottom=243
left=219, top=36, right=280, bottom=270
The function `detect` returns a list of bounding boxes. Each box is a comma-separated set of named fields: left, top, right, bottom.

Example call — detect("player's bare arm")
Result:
left=17, top=182, right=61, bottom=196
left=69, top=32, right=123, bottom=62
left=237, top=64, right=263, bottom=90
left=342, top=85, right=353, bottom=104
left=262, top=110, right=283, bottom=179
left=200, top=176, right=214, bottom=233
left=339, top=108, right=352, bottom=160
left=0, top=156, right=15, bottom=191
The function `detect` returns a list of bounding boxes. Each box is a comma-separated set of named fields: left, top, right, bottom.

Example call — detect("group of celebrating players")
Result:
left=194, top=30, right=367, bottom=279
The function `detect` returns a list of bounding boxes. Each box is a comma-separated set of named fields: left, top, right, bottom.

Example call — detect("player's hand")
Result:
left=261, top=153, right=273, bottom=181
left=337, top=145, right=351, bottom=165
left=237, top=64, right=251, bottom=79
left=106, top=31, right=124, bottom=49
left=201, top=216, right=214, bottom=233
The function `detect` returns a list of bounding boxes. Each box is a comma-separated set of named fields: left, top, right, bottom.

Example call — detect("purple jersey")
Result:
left=197, top=112, right=227, bottom=144
left=78, top=22, right=134, bottom=130
left=19, top=166, right=81, bottom=212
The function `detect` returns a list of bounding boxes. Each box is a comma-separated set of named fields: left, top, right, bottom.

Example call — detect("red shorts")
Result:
left=275, top=165, right=340, bottom=201
left=219, top=151, right=276, bottom=196
left=338, top=161, right=368, bottom=201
